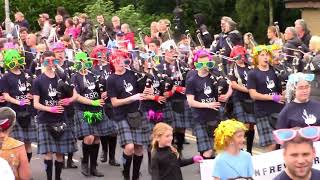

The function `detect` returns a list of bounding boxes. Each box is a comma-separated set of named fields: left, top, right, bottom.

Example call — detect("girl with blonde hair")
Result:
left=151, top=122, right=203, bottom=180
left=212, top=119, right=253, bottom=180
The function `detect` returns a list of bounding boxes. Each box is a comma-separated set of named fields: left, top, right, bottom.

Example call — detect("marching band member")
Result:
left=106, top=50, right=151, bottom=180
left=1, top=49, right=37, bottom=162
left=247, top=45, right=285, bottom=152
left=90, top=46, right=120, bottom=166
left=33, top=51, right=77, bottom=180
left=186, top=49, right=220, bottom=159
left=157, top=44, right=192, bottom=156
left=277, top=73, right=320, bottom=129
left=72, top=51, right=113, bottom=177
left=229, top=46, right=255, bottom=154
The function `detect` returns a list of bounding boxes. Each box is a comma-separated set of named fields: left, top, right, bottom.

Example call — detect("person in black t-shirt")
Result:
left=277, top=73, right=320, bottom=129
left=186, top=49, right=221, bottom=159
left=229, top=46, right=255, bottom=154
left=0, top=63, right=6, bottom=107
left=273, top=134, right=320, bottom=180
left=247, top=45, right=285, bottom=152
left=33, top=51, right=77, bottom=180
left=106, top=50, right=151, bottom=180
left=90, top=46, right=120, bottom=166
left=1, top=49, right=37, bottom=163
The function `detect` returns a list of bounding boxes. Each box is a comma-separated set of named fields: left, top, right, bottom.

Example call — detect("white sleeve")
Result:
left=0, top=157, right=15, bottom=180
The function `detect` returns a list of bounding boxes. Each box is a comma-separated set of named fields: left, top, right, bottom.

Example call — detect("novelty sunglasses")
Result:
left=273, top=126, right=320, bottom=144
left=194, top=61, right=215, bottom=69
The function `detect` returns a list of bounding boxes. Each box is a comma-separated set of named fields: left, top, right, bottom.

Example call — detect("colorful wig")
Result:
left=214, top=119, right=247, bottom=152
left=251, top=45, right=273, bottom=67
left=90, top=45, right=108, bottom=67
left=193, top=49, right=212, bottom=63
left=285, top=73, right=314, bottom=103
left=50, top=42, right=65, bottom=52
left=230, top=45, right=249, bottom=62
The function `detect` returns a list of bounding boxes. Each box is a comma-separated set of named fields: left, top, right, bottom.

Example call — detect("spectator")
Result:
left=78, top=13, right=93, bottom=45
left=38, top=13, right=51, bottom=39
left=64, top=18, right=79, bottom=39
left=14, top=12, right=29, bottom=29
left=295, top=19, right=312, bottom=47
left=121, top=23, right=135, bottom=49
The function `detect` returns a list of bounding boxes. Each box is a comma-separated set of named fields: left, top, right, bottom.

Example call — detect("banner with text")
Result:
left=200, top=141, right=320, bottom=180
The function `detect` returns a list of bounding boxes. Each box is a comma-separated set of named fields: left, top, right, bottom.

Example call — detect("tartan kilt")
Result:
left=256, top=115, right=276, bottom=147
left=37, top=123, right=77, bottom=154
left=232, top=98, right=256, bottom=124
left=10, top=116, right=38, bottom=143
left=162, top=103, right=174, bottom=126
left=116, top=113, right=152, bottom=147
left=192, top=122, right=213, bottom=152
left=171, top=101, right=193, bottom=129
left=74, top=110, right=117, bottom=139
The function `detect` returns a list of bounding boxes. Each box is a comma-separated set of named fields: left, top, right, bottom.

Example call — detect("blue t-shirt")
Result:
left=277, top=99, right=320, bottom=129
left=212, top=151, right=254, bottom=180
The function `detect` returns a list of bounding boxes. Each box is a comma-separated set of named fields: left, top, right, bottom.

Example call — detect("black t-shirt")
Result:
left=0, top=68, right=7, bottom=107
left=277, top=99, right=320, bottom=129
left=273, top=169, right=320, bottom=180
left=106, top=70, right=140, bottom=121
left=156, top=61, right=187, bottom=100
left=2, top=71, right=31, bottom=112
left=186, top=72, right=219, bottom=123
left=72, top=72, right=102, bottom=112
left=229, top=64, right=251, bottom=100
left=247, top=68, right=284, bottom=116
left=32, top=73, right=63, bottom=123
left=140, top=69, right=166, bottom=112
left=92, top=64, right=113, bottom=106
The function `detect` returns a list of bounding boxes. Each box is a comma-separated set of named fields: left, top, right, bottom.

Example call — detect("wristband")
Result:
left=175, top=86, right=185, bottom=93
left=50, top=106, right=58, bottom=113
left=166, top=91, right=173, bottom=97
left=19, top=100, right=25, bottom=106
left=272, top=95, right=281, bottom=103
left=92, top=100, right=100, bottom=107
left=154, top=96, right=160, bottom=102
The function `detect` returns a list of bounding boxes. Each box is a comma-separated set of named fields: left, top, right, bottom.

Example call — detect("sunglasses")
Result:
left=194, top=61, right=215, bottom=69
left=74, top=61, right=93, bottom=70
left=0, top=119, right=10, bottom=131
left=43, top=58, right=60, bottom=66
left=273, top=126, right=320, bottom=144
left=6, top=57, right=26, bottom=69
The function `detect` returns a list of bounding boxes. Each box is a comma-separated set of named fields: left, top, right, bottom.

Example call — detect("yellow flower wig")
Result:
left=251, top=45, right=274, bottom=67
left=214, top=119, right=247, bottom=152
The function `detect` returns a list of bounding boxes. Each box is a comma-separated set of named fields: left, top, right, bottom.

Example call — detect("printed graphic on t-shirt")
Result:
left=243, top=71, right=248, bottom=81
left=124, top=80, right=133, bottom=95
left=85, top=78, right=96, bottom=90
left=18, top=79, right=27, bottom=93
left=266, top=76, right=275, bottom=92
left=204, top=82, right=212, bottom=97
left=103, top=70, right=111, bottom=80
left=48, top=84, right=57, bottom=99
left=302, top=109, right=317, bottom=125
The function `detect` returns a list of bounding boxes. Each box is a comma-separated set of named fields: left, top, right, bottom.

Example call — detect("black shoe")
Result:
left=122, top=171, right=130, bottom=180
left=109, top=159, right=120, bottom=166
left=100, top=152, right=108, bottom=163
left=67, top=159, right=78, bottom=169
left=90, top=166, right=104, bottom=177
left=81, top=160, right=90, bottom=177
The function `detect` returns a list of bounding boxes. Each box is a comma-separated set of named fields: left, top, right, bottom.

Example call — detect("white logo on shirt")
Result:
left=85, top=79, right=96, bottom=90
left=302, top=109, right=316, bottom=125
left=124, top=80, right=133, bottom=95
left=243, top=71, right=248, bottom=81
left=204, top=83, right=212, bottom=97
left=48, top=84, right=57, bottom=99
left=18, top=80, right=27, bottom=92
left=266, top=76, right=275, bottom=92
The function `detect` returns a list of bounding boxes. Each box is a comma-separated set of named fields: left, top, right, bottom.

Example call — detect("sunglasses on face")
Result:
left=43, top=58, right=60, bottom=66
left=273, top=126, right=320, bottom=144
left=74, top=61, right=93, bottom=70
left=6, top=57, right=26, bottom=69
left=194, top=61, right=215, bottom=70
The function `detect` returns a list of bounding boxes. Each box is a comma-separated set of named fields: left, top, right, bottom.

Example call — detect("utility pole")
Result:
left=4, top=0, right=12, bottom=36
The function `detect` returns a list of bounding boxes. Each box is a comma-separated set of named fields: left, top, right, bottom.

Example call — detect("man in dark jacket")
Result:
left=295, top=19, right=312, bottom=47
left=78, top=13, right=93, bottom=45
left=96, top=15, right=114, bottom=46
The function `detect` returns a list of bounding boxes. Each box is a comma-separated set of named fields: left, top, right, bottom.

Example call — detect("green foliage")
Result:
left=84, top=0, right=114, bottom=24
